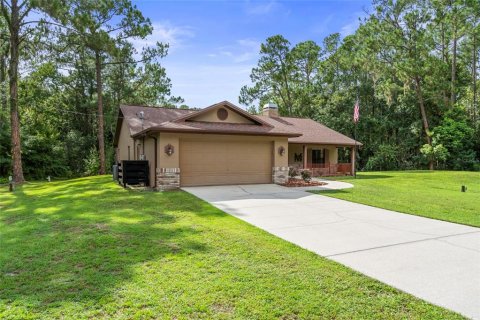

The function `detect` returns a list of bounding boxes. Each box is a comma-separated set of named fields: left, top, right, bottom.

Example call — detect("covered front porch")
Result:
left=288, top=143, right=356, bottom=176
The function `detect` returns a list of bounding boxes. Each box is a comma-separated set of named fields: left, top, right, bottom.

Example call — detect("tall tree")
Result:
left=368, top=0, right=436, bottom=169
left=240, top=35, right=295, bottom=115
left=63, top=0, right=152, bottom=174
left=1, top=0, right=30, bottom=183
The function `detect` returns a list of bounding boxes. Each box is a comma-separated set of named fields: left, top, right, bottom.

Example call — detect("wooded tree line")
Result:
left=241, top=0, right=480, bottom=171
left=1, top=0, right=479, bottom=183
left=0, top=0, right=183, bottom=182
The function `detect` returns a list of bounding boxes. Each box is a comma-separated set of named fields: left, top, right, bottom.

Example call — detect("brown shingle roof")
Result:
left=120, top=105, right=195, bottom=136
left=116, top=102, right=361, bottom=146
left=257, top=115, right=361, bottom=146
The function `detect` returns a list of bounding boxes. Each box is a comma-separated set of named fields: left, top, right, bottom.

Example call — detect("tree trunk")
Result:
left=441, top=22, right=449, bottom=107
left=414, top=76, right=433, bottom=170
left=451, top=24, right=457, bottom=106
left=473, top=33, right=477, bottom=123
left=1, top=54, right=6, bottom=113
left=0, top=43, right=6, bottom=131
left=95, top=51, right=106, bottom=175
left=8, top=0, right=24, bottom=183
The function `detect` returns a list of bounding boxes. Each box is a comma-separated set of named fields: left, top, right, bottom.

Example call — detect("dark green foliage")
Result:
left=288, top=167, right=298, bottom=178
left=241, top=0, right=480, bottom=171
left=300, top=169, right=312, bottom=182
left=83, top=147, right=100, bottom=176
left=0, top=0, right=182, bottom=180
left=0, top=123, right=10, bottom=177
left=22, top=134, right=69, bottom=179
left=365, top=145, right=399, bottom=171
left=434, top=108, right=477, bottom=170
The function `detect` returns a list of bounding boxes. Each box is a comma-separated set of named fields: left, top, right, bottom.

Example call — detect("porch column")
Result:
left=303, top=145, right=307, bottom=169
left=351, top=146, right=356, bottom=175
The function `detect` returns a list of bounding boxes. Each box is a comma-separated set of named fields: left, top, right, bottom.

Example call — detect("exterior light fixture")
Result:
left=164, top=144, right=174, bottom=156
left=278, top=146, right=286, bottom=156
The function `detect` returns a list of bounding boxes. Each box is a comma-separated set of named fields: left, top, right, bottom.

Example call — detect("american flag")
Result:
left=353, top=100, right=360, bottom=123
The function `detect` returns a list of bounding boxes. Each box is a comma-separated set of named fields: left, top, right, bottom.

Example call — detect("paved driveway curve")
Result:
left=183, top=184, right=480, bottom=319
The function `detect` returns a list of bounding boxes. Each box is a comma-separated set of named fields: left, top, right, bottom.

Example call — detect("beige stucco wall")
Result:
left=190, top=106, right=254, bottom=124
left=273, top=138, right=288, bottom=167
left=117, top=120, right=134, bottom=162
left=143, top=137, right=156, bottom=186
left=157, top=133, right=288, bottom=169
left=288, top=144, right=339, bottom=167
left=158, top=133, right=180, bottom=169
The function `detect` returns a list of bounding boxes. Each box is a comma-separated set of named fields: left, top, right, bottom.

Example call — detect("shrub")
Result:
left=434, top=107, right=477, bottom=170
left=288, top=167, right=298, bottom=178
left=22, top=134, right=68, bottom=179
left=364, top=144, right=399, bottom=171
left=300, top=169, right=312, bottom=182
left=84, top=147, right=100, bottom=176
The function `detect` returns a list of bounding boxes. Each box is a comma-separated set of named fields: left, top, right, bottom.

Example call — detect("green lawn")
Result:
left=0, top=176, right=464, bottom=319
left=313, top=171, right=480, bottom=227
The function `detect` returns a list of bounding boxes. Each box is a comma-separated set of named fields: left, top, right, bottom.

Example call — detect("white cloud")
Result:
left=340, top=20, right=358, bottom=38
left=243, top=0, right=291, bottom=16
left=164, top=62, right=255, bottom=108
left=311, top=14, right=335, bottom=35
left=131, top=22, right=194, bottom=53
left=340, top=11, right=367, bottom=38
left=244, top=0, right=278, bottom=15
left=233, top=39, right=261, bottom=62
left=208, top=38, right=261, bottom=63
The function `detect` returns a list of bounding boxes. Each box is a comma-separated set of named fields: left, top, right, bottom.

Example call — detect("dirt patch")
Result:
left=282, top=178, right=327, bottom=188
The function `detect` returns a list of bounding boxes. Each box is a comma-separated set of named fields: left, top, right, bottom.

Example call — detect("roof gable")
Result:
left=173, top=101, right=272, bottom=127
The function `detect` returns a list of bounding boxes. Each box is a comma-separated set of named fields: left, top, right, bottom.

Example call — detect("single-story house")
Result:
left=113, top=101, right=361, bottom=190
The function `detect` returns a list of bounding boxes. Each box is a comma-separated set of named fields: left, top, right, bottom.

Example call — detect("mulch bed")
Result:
left=282, top=178, right=327, bottom=188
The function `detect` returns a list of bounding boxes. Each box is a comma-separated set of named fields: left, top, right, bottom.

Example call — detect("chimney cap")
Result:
left=263, top=102, right=278, bottom=110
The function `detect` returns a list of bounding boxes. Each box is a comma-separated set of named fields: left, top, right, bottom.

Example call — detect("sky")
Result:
left=132, top=0, right=371, bottom=108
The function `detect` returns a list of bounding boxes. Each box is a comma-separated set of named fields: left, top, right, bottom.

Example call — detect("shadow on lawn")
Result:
left=0, top=176, right=209, bottom=311
left=353, top=174, right=393, bottom=180
left=311, top=189, right=350, bottom=195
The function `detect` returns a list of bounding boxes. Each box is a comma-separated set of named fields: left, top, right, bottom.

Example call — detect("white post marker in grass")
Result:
left=8, top=175, right=13, bottom=192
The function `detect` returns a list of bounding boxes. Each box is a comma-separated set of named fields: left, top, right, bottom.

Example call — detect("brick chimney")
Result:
left=262, top=102, right=279, bottom=117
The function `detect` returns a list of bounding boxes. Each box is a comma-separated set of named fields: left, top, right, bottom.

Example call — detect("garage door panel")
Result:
left=180, top=139, right=272, bottom=186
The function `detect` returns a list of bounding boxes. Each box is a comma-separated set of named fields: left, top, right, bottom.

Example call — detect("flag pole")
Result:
left=354, top=119, right=357, bottom=179
left=354, top=81, right=359, bottom=179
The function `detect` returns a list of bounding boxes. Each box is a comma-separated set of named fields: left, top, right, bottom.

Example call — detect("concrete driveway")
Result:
left=183, top=184, right=480, bottom=319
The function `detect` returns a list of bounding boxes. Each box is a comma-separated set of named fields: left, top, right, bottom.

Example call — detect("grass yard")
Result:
left=0, top=176, right=464, bottom=319
left=313, top=171, right=480, bottom=227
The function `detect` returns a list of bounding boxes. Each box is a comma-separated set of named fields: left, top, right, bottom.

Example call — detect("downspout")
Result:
left=152, top=135, right=158, bottom=188
left=132, top=138, right=136, bottom=160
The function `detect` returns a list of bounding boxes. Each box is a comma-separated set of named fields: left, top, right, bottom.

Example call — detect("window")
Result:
left=312, top=149, right=325, bottom=164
